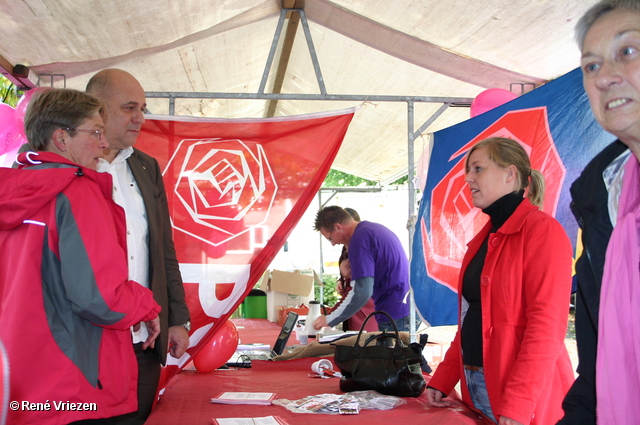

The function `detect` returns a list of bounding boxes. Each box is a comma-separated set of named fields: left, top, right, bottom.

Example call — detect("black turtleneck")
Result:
left=461, top=190, right=524, bottom=367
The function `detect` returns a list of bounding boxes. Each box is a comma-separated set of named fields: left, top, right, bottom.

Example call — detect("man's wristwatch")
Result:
left=180, top=321, right=191, bottom=332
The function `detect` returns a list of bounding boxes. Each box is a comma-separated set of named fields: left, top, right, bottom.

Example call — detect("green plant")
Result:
left=1, top=75, right=22, bottom=107
left=322, top=169, right=377, bottom=187
left=322, top=167, right=409, bottom=188
left=315, top=274, right=339, bottom=307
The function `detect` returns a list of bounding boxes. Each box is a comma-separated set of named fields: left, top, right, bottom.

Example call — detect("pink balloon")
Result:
left=13, top=87, right=51, bottom=139
left=0, top=144, right=21, bottom=168
left=0, top=103, right=25, bottom=157
left=470, top=88, right=518, bottom=118
left=0, top=103, right=15, bottom=126
left=193, top=320, right=239, bottom=373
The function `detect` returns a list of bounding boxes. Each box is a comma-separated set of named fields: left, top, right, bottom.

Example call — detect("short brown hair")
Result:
left=25, top=88, right=103, bottom=151
left=314, top=206, right=353, bottom=231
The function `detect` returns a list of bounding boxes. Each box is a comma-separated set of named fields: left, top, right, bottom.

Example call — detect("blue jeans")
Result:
left=464, top=368, right=497, bottom=423
left=377, top=315, right=421, bottom=332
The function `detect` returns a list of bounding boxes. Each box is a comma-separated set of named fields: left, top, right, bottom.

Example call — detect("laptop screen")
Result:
left=272, top=311, right=298, bottom=355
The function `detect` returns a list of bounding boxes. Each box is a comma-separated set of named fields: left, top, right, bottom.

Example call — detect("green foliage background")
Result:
left=1, top=75, right=22, bottom=107
left=315, top=274, right=339, bottom=307
left=322, top=168, right=408, bottom=188
left=322, top=169, right=377, bottom=187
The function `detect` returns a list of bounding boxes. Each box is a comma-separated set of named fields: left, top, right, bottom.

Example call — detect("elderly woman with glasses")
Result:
left=0, top=88, right=161, bottom=425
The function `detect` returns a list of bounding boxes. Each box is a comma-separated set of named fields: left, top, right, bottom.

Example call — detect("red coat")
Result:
left=0, top=152, right=161, bottom=424
left=428, top=199, right=575, bottom=425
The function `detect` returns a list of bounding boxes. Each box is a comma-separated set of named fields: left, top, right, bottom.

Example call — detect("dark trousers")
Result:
left=113, top=343, right=161, bottom=425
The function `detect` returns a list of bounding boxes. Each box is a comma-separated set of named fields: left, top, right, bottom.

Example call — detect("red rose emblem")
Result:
left=422, top=107, right=566, bottom=292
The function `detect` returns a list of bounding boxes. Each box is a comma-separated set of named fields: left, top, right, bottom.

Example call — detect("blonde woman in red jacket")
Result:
left=426, top=137, right=574, bottom=425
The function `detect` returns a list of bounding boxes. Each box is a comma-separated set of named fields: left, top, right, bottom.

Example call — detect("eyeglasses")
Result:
left=325, top=227, right=335, bottom=242
left=64, top=128, right=104, bottom=140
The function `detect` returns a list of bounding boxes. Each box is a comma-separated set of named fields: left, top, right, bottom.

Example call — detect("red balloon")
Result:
left=193, top=320, right=239, bottom=373
left=470, top=88, right=518, bottom=118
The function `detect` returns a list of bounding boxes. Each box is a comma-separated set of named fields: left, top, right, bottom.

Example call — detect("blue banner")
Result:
left=411, top=68, right=615, bottom=326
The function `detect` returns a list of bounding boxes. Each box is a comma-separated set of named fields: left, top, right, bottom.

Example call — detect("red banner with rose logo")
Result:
left=411, top=68, right=615, bottom=326
left=135, top=108, right=355, bottom=386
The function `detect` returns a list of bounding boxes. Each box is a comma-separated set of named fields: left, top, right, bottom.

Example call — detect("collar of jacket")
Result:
left=16, top=151, right=115, bottom=202
left=466, top=198, right=539, bottom=253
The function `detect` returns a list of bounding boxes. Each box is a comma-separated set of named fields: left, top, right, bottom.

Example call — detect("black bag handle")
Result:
left=352, top=310, right=403, bottom=354
left=363, top=332, right=403, bottom=348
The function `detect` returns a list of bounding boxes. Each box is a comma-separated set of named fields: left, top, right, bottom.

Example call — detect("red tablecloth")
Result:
left=146, top=358, right=484, bottom=425
left=233, top=318, right=290, bottom=345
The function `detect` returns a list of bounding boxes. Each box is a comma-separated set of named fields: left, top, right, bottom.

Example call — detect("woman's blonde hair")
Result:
left=465, top=137, right=545, bottom=208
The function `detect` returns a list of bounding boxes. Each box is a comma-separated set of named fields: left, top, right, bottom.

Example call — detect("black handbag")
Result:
left=333, top=310, right=426, bottom=397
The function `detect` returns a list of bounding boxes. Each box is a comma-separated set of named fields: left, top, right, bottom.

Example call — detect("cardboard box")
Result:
left=259, top=269, right=316, bottom=322
left=276, top=305, right=309, bottom=326
left=264, top=292, right=313, bottom=322
left=264, top=270, right=314, bottom=297
left=423, top=342, right=444, bottom=369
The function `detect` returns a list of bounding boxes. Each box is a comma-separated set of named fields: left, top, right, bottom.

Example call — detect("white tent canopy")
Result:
left=1, top=0, right=598, bottom=184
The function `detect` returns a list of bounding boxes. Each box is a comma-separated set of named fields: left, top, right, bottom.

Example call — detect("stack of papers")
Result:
left=210, top=392, right=277, bottom=406
left=317, top=330, right=360, bottom=343
left=212, top=415, right=288, bottom=425
left=237, top=344, right=271, bottom=351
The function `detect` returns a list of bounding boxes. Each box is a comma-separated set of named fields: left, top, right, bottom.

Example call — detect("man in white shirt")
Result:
left=87, top=69, right=190, bottom=425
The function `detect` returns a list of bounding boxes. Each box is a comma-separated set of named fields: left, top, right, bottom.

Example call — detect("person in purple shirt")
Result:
left=312, top=206, right=415, bottom=331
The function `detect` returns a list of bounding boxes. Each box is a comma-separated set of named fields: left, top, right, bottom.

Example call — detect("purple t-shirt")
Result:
left=348, top=221, right=410, bottom=321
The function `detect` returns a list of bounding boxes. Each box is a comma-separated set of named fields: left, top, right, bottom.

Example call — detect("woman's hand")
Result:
left=141, top=316, right=160, bottom=350
left=426, top=388, right=452, bottom=407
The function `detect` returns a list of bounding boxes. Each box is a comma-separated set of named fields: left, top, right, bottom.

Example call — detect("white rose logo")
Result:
left=164, top=139, right=277, bottom=251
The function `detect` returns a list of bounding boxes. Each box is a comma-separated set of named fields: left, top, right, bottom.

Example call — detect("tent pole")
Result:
left=407, top=101, right=417, bottom=343
left=258, top=9, right=287, bottom=94
left=296, top=9, right=327, bottom=95
left=406, top=102, right=451, bottom=342
left=317, top=193, right=324, bottom=305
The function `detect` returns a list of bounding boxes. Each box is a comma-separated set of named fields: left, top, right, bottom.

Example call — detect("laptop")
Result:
left=226, top=311, right=299, bottom=368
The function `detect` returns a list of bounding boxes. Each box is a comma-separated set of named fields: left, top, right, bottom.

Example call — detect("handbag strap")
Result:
left=353, top=310, right=403, bottom=352
left=363, top=332, right=403, bottom=348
